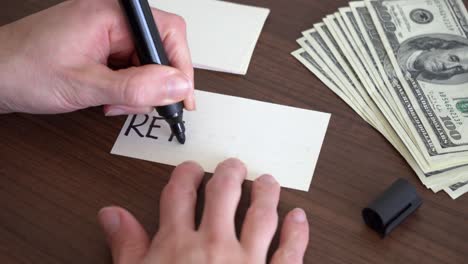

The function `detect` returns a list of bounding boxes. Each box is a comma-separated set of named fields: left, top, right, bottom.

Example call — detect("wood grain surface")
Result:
left=1, top=0, right=467, bottom=263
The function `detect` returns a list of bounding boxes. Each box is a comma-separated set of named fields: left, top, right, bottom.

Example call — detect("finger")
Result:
left=199, top=158, right=247, bottom=238
left=151, top=9, right=195, bottom=111
left=185, top=91, right=196, bottom=111
left=98, top=206, right=150, bottom=264
left=152, top=9, right=193, bottom=84
left=74, top=64, right=192, bottom=108
left=113, top=34, right=195, bottom=111
left=240, top=175, right=280, bottom=261
left=158, top=161, right=205, bottom=234
left=108, top=5, right=194, bottom=81
left=106, top=5, right=196, bottom=111
left=270, top=209, right=309, bottom=264
left=104, top=105, right=153, bottom=116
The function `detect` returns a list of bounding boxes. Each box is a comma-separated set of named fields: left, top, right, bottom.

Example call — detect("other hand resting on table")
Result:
left=98, top=158, right=310, bottom=264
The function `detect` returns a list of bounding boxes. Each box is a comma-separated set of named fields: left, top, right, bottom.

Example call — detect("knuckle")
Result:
left=162, top=182, right=197, bottom=201
left=206, top=158, right=247, bottom=191
left=274, top=248, right=303, bottom=264
left=204, top=236, right=224, bottom=252
left=246, top=205, right=278, bottom=223
left=206, top=171, right=241, bottom=194
left=121, top=69, right=146, bottom=106
left=169, top=14, right=187, bottom=31
left=203, top=235, right=235, bottom=257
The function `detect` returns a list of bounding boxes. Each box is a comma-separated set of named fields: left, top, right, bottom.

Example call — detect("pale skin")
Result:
left=0, top=0, right=310, bottom=263
left=0, top=0, right=195, bottom=114
left=99, top=159, right=310, bottom=264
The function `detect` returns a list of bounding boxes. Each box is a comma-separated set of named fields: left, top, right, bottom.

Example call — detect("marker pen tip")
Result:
left=175, top=133, right=186, bottom=144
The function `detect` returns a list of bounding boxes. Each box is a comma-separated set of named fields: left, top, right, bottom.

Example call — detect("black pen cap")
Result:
left=362, top=178, right=422, bottom=237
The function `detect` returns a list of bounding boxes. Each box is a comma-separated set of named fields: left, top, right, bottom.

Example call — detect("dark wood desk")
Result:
left=1, top=0, right=467, bottom=263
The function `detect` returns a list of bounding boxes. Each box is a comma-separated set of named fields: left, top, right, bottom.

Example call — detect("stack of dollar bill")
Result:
left=292, top=0, right=468, bottom=199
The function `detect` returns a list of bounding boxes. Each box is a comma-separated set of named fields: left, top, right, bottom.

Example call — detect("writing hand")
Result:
left=0, top=0, right=195, bottom=115
left=98, top=158, right=309, bottom=264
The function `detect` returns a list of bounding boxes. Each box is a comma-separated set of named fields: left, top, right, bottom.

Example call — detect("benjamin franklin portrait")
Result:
left=396, top=34, right=468, bottom=85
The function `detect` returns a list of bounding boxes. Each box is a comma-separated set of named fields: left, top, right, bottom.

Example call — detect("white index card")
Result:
left=111, top=90, right=330, bottom=191
left=148, top=0, right=270, bottom=75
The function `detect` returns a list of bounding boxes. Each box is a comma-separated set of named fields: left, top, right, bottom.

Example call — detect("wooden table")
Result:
left=1, top=0, right=467, bottom=263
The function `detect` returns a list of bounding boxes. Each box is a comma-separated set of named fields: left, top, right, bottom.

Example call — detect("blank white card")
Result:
left=111, top=91, right=330, bottom=191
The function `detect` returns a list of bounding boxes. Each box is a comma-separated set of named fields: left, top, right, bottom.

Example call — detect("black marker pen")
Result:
left=120, top=0, right=186, bottom=144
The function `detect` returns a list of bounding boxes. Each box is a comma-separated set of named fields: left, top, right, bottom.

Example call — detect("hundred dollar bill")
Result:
left=333, top=6, right=431, bottom=168
left=314, top=22, right=375, bottom=114
left=291, top=1, right=468, bottom=198
left=310, top=22, right=397, bottom=131
left=345, top=10, right=468, bottom=187
left=322, top=12, right=449, bottom=174
left=352, top=1, right=468, bottom=188
left=291, top=47, right=353, bottom=109
left=297, top=27, right=432, bottom=188
left=296, top=35, right=407, bottom=147
left=295, top=41, right=355, bottom=109
left=291, top=48, right=339, bottom=91
left=341, top=5, right=438, bottom=169
left=365, top=0, right=468, bottom=169
left=295, top=38, right=369, bottom=119
left=341, top=5, right=407, bottom=125
left=444, top=180, right=468, bottom=198
left=324, top=13, right=378, bottom=107
left=293, top=43, right=468, bottom=198
left=302, top=26, right=374, bottom=123
left=322, top=13, right=412, bottom=138
left=331, top=6, right=468, bottom=191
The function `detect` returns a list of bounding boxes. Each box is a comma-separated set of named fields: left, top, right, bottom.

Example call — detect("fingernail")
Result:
left=167, top=74, right=192, bottom=100
left=105, top=107, right=126, bottom=117
left=98, top=207, right=121, bottom=235
left=291, top=208, right=307, bottom=223
left=257, top=174, right=278, bottom=185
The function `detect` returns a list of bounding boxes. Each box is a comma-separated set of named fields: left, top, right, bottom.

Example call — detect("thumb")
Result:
left=98, top=206, right=150, bottom=264
left=81, top=64, right=193, bottom=108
